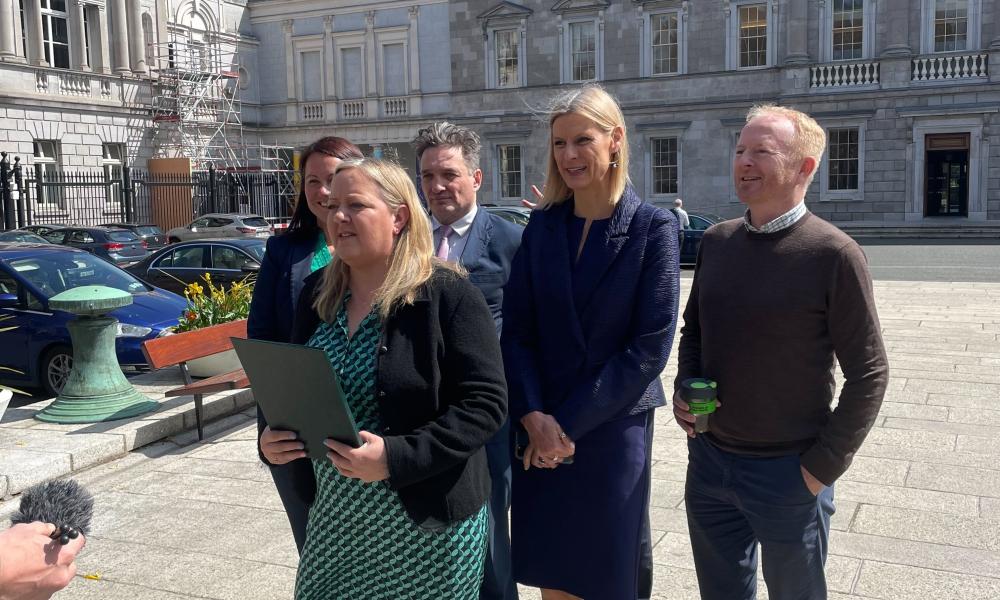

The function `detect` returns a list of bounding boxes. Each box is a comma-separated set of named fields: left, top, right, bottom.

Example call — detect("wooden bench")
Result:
left=141, top=319, right=249, bottom=441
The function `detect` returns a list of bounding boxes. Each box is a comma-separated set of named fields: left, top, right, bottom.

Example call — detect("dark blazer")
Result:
left=291, top=267, right=508, bottom=529
left=248, top=231, right=318, bottom=343
left=501, top=185, right=680, bottom=441
left=247, top=230, right=323, bottom=515
left=457, top=207, right=523, bottom=335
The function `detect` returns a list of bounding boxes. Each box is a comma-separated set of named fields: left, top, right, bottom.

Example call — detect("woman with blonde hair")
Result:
left=259, top=158, right=507, bottom=599
left=502, top=86, right=680, bottom=598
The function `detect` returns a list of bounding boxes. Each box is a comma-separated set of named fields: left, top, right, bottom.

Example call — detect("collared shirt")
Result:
left=744, top=201, right=807, bottom=234
left=431, top=203, right=478, bottom=262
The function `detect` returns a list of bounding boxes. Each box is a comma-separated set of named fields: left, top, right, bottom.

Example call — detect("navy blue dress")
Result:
left=507, top=199, right=673, bottom=598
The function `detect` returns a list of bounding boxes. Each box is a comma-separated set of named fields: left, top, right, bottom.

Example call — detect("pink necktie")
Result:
left=436, top=225, right=452, bottom=260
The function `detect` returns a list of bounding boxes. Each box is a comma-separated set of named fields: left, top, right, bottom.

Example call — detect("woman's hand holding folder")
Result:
left=260, top=426, right=307, bottom=464
left=325, top=431, right=389, bottom=483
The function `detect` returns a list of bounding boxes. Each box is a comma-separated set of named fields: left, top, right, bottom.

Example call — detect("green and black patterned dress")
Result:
left=294, top=300, right=488, bottom=600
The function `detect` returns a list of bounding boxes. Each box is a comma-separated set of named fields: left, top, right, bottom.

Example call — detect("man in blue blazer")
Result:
left=414, top=122, right=523, bottom=600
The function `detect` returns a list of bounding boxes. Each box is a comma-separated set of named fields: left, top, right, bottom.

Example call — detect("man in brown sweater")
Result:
left=674, top=105, right=888, bottom=600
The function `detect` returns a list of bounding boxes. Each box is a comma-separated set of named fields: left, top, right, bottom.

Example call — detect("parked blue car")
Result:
left=0, top=243, right=187, bottom=396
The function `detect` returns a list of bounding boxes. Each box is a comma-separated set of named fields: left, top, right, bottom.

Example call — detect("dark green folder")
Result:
left=231, top=337, right=362, bottom=459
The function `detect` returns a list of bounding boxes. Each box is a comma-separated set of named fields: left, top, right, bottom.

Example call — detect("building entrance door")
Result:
left=924, top=133, right=969, bottom=217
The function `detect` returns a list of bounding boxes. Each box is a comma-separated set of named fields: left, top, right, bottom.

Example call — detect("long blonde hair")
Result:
left=539, top=85, right=631, bottom=208
left=312, top=158, right=457, bottom=322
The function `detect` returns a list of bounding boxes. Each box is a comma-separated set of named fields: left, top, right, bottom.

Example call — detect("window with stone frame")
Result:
left=650, top=12, right=679, bottom=75
left=102, top=143, right=125, bottom=205
left=832, top=0, right=864, bottom=60
left=569, top=20, right=597, bottom=81
left=33, top=140, right=63, bottom=206
left=494, top=29, right=520, bottom=88
left=934, top=0, right=968, bottom=52
left=40, top=0, right=70, bottom=68
left=496, top=145, right=523, bottom=199
left=738, top=3, right=768, bottom=68
left=651, top=137, right=679, bottom=195
left=827, top=127, right=860, bottom=191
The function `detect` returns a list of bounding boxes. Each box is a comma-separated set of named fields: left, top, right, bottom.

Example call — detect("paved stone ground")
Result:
left=3, top=279, right=998, bottom=599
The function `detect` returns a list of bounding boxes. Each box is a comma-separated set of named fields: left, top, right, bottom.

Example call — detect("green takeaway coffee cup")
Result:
left=681, top=378, right=717, bottom=434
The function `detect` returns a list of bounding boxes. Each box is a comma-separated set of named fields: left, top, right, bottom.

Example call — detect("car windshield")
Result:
left=7, top=253, right=151, bottom=299
left=241, top=217, right=268, bottom=228
left=243, top=242, right=266, bottom=261
left=136, top=226, right=162, bottom=236
left=108, top=230, right=139, bottom=242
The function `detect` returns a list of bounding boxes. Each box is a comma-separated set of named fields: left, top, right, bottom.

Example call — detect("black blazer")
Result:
left=502, top=185, right=680, bottom=441
left=248, top=231, right=318, bottom=343
left=290, top=266, right=508, bottom=529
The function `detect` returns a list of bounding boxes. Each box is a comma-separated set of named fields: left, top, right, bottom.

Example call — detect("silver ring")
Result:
left=558, top=432, right=567, bottom=439
left=538, top=457, right=546, bottom=464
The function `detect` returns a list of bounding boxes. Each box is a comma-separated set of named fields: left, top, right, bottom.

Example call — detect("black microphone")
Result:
left=9, top=480, right=93, bottom=545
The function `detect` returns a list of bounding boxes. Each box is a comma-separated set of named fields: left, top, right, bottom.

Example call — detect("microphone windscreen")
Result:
left=9, top=480, right=94, bottom=535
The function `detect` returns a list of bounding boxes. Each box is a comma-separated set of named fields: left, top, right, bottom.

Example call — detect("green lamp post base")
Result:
left=35, top=287, right=158, bottom=424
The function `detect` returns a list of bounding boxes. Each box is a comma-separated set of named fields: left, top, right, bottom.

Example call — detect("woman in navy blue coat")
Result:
left=502, top=87, right=680, bottom=599
left=248, top=136, right=362, bottom=554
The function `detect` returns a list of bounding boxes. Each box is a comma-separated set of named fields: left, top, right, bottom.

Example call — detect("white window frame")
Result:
left=819, top=122, right=866, bottom=202
left=920, top=0, right=981, bottom=54
left=40, top=0, right=69, bottom=69
left=375, top=27, right=409, bottom=97
left=725, top=0, right=776, bottom=70
left=101, top=142, right=125, bottom=205
left=332, top=32, right=366, bottom=100
left=644, top=132, right=683, bottom=201
left=559, top=14, right=603, bottom=83
left=640, top=7, right=687, bottom=77
left=485, top=25, right=527, bottom=89
left=493, top=143, right=525, bottom=202
left=818, top=0, right=876, bottom=62
left=33, top=139, right=63, bottom=207
left=293, top=36, right=325, bottom=102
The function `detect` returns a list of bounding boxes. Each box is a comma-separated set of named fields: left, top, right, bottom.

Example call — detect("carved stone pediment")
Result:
left=551, top=0, right=610, bottom=15
left=478, top=1, right=534, bottom=22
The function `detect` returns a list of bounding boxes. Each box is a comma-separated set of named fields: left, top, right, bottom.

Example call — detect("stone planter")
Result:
left=185, top=349, right=242, bottom=378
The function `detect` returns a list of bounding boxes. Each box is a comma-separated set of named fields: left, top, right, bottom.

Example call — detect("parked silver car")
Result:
left=166, top=213, right=273, bottom=243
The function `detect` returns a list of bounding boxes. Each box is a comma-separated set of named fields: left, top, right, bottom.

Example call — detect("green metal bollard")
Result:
left=35, top=286, right=158, bottom=423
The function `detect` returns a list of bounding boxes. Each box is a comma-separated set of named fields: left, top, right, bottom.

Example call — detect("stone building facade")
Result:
left=449, top=0, right=1000, bottom=225
left=245, top=0, right=453, bottom=171
left=4, top=0, right=1000, bottom=227
left=0, top=0, right=254, bottom=167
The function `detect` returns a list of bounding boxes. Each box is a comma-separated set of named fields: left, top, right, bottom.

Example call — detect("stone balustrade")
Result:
left=810, top=61, right=880, bottom=89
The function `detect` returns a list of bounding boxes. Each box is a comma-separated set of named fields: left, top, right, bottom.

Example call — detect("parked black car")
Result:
left=42, top=226, right=149, bottom=267
left=17, top=224, right=71, bottom=236
left=100, top=223, right=169, bottom=250
left=680, top=212, right=720, bottom=266
left=0, top=231, right=51, bottom=243
left=124, top=238, right=266, bottom=295
left=484, top=205, right=532, bottom=227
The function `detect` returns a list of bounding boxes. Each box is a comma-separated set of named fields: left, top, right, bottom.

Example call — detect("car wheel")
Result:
left=168, top=237, right=181, bottom=244
left=40, top=345, right=73, bottom=397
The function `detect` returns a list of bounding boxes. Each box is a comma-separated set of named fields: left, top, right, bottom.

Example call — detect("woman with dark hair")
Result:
left=248, top=135, right=363, bottom=554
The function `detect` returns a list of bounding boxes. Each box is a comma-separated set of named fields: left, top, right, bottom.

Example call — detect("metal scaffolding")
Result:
left=149, top=36, right=248, bottom=171
left=146, top=36, right=298, bottom=219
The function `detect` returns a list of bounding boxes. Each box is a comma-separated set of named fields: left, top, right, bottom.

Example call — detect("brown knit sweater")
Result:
left=675, top=212, right=889, bottom=485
